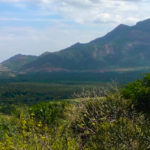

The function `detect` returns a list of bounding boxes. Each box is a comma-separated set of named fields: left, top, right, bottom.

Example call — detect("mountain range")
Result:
left=1, top=18, right=150, bottom=74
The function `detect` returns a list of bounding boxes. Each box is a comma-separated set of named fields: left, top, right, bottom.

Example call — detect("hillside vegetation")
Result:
left=1, top=19, right=150, bottom=73
left=0, top=74, right=150, bottom=149
left=2, top=54, right=37, bottom=71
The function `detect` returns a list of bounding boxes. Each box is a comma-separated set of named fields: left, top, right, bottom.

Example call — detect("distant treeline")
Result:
left=0, top=71, right=149, bottom=83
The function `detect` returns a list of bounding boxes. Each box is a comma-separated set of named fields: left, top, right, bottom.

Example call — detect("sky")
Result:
left=0, top=0, right=150, bottom=62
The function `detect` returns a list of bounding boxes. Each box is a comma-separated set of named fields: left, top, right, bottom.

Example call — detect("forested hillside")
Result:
left=2, top=19, right=150, bottom=73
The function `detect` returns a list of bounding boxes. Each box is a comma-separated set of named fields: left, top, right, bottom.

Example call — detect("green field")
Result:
left=0, top=81, right=111, bottom=105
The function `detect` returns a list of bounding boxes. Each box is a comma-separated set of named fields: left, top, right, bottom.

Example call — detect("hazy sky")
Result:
left=0, top=0, right=150, bottom=62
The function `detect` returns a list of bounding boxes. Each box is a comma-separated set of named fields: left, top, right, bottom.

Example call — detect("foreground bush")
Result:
left=122, top=73, right=150, bottom=113
left=0, top=95, right=150, bottom=149
left=70, top=95, right=150, bottom=150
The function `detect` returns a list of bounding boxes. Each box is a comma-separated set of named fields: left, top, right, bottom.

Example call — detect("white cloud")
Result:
left=0, top=0, right=150, bottom=61
left=0, top=0, right=23, bottom=2
left=0, top=24, right=108, bottom=62
left=28, top=0, right=149, bottom=25
left=0, top=0, right=149, bottom=25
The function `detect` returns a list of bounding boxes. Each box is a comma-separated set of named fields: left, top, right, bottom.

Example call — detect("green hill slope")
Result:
left=2, top=54, right=37, bottom=71
left=20, top=19, right=150, bottom=73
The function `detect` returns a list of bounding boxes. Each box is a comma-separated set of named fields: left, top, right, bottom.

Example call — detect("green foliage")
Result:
left=0, top=82, right=84, bottom=104
left=122, top=73, right=150, bottom=113
left=1, top=76, right=150, bottom=149
left=0, top=70, right=144, bottom=84
left=70, top=96, right=143, bottom=149
left=31, top=101, right=69, bottom=126
left=2, top=54, right=37, bottom=71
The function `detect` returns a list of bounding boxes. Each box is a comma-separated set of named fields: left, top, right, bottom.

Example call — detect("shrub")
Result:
left=70, top=94, right=150, bottom=149
left=122, top=73, right=150, bottom=113
left=30, top=101, right=70, bottom=126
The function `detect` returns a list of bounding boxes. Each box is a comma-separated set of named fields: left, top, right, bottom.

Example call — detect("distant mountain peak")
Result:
left=136, top=18, right=150, bottom=25
left=91, top=23, right=130, bottom=44
left=70, top=42, right=82, bottom=48
left=135, top=18, right=150, bottom=31
left=117, top=24, right=129, bottom=29
left=1, top=54, right=37, bottom=71
left=10, top=54, right=23, bottom=58
left=2, top=18, right=150, bottom=73
left=112, top=24, right=130, bottom=33
left=40, top=51, right=51, bottom=57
